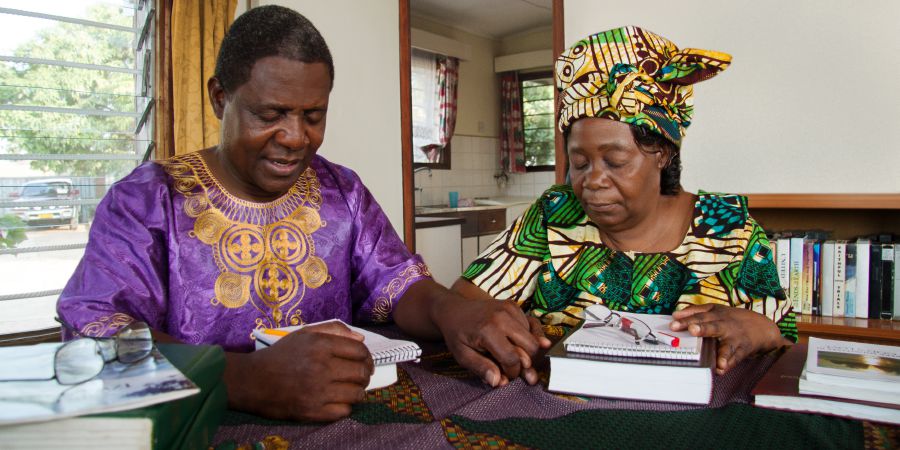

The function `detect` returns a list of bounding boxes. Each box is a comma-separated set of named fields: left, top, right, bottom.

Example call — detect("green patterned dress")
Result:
left=462, top=185, right=797, bottom=341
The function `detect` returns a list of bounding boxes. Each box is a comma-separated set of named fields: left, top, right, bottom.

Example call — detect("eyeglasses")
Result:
left=582, top=304, right=659, bottom=345
left=5, top=318, right=154, bottom=385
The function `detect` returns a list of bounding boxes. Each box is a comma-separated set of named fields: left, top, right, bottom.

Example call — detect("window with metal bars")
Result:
left=0, top=0, right=155, bottom=338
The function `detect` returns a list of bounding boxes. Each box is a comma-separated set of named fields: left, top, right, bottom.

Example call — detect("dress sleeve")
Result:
left=460, top=200, right=546, bottom=303
left=733, top=219, right=798, bottom=342
left=347, top=181, right=430, bottom=325
left=56, top=166, right=171, bottom=338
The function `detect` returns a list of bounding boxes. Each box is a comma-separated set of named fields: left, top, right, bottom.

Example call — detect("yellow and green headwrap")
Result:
left=555, top=26, right=731, bottom=146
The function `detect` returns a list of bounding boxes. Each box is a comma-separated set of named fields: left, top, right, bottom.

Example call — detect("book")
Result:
left=894, top=245, right=900, bottom=320
left=563, top=311, right=703, bottom=361
left=547, top=324, right=715, bottom=405
left=855, top=238, right=870, bottom=319
left=811, top=239, right=821, bottom=316
left=879, top=244, right=894, bottom=320
left=0, top=344, right=225, bottom=449
left=789, top=237, right=806, bottom=315
left=845, top=243, right=858, bottom=317
left=776, top=237, right=791, bottom=293
left=803, top=337, right=900, bottom=392
left=752, top=344, right=900, bottom=425
left=820, top=241, right=834, bottom=317
left=833, top=241, right=847, bottom=317
left=253, top=319, right=422, bottom=391
left=868, top=243, right=884, bottom=319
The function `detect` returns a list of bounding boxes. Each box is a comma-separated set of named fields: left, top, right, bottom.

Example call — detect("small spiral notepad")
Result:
left=565, top=312, right=702, bottom=361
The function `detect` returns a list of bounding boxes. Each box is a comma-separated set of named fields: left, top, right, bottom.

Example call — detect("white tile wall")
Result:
left=414, top=134, right=557, bottom=207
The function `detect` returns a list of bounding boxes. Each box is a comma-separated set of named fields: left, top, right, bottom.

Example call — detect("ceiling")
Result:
left=410, top=0, right=552, bottom=39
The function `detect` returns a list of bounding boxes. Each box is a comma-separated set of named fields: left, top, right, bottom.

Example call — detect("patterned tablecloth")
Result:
left=211, top=326, right=898, bottom=450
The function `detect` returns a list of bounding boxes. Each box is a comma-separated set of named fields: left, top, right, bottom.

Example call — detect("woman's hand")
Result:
left=669, top=304, right=790, bottom=375
left=224, top=321, right=374, bottom=422
left=433, top=297, right=551, bottom=387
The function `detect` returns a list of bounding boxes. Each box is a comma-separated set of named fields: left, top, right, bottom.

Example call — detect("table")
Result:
left=210, top=327, right=898, bottom=450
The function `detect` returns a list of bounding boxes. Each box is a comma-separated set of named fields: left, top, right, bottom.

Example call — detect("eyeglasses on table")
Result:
left=582, top=304, right=659, bottom=345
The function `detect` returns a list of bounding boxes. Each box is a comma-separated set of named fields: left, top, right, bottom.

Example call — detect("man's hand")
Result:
left=224, top=321, right=374, bottom=422
left=669, top=304, right=790, bottom=375
left=394, top=278, right=551, bottom=388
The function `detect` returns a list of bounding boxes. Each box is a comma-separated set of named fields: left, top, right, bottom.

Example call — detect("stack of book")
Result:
left=770, top=232, right=898, bottom=320
left=752, top=337, right=900, bottom=425
left=0, top=343, right=225, bottom=449
left=546, top=311, right=715, bottom=405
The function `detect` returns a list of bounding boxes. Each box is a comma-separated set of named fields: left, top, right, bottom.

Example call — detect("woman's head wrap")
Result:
left=555, top=26, right=731, bottom=146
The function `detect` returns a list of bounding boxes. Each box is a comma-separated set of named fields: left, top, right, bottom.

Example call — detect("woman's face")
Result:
left=208, top=56, right=331, bottom=201
left=567, top=118, right=667, bottom=231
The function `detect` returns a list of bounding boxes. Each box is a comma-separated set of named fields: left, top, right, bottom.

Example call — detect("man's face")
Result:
left=209, top=56, right=332, bottom=201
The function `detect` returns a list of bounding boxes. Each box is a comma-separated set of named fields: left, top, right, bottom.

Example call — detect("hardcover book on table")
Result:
left=752, top=343, right=900, bottom=425
left=546, top=313, right=715, bottom=405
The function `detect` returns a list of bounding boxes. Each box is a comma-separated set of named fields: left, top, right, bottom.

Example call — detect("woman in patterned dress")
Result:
left=453, top=26, right=795, bottom=375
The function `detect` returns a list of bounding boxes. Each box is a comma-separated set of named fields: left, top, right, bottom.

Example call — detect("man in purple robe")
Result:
left=57, top=6, right=549, bottom=422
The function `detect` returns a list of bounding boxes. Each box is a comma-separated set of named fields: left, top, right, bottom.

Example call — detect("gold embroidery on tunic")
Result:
left=160, top=153, right=330, bottom=328
left=371, top=262, right=431, bottom=323
left=80, top=312, right=134, bottom=337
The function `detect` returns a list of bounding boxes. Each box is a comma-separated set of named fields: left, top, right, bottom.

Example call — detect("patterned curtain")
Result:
left=435, top=56, right=459, bottom=148
left=500, top=72, right=526, bottom=173
left=171, top=0, right=237, bottom=155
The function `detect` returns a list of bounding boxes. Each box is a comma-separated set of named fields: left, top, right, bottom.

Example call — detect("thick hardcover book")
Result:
left=845, top=243, right=858, bottom=317
left=894, top=246, right=900, bottom=321
left=0, top=344, right=226, bottom=449
left=253, top=319, right=422, bottom=390
left=547, top=330, right=716, bottom=405
left=855, top=238, right=871, bottom=319
left=752, top=344, right=900, bottom=425
left=833, top=241, right=847, bottom=317
left=868, top=244, right=884, bottom=319
left=820, top=241, right=834, bottom=317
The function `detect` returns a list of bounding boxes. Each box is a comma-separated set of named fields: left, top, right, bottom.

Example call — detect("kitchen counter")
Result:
left=414, top=216, right=466, bottom=229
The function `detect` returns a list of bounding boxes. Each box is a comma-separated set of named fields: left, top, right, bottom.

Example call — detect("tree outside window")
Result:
left=520, top=72, right=554, bottom=171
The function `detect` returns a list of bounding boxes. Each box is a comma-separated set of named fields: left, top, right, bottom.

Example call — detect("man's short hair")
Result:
left=214, top=5, right=334, bottom=93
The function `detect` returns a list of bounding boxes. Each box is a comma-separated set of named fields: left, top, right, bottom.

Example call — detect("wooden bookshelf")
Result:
left=744, top=193, right=900, bottom=240
left=796, top=315, right=900, bottom=345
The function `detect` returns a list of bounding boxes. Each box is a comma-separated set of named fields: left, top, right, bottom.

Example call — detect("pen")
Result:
left=262, top=329, right=290, bottom=337
left=655, top=331, right=679, bottom=348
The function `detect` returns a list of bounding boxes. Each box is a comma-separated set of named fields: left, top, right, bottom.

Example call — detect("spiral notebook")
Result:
left=252, top=319, right=421, bottom=390
left=565, top=312, right=703, bottom=361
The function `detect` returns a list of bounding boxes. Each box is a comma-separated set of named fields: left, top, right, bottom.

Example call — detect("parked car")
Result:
left=9, top=179, right=80, bottom=230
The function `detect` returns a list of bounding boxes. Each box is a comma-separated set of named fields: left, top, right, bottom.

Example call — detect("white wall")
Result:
left=565, top=0, right=900, bottom=194
left=264, top=0, right=404, bottom=228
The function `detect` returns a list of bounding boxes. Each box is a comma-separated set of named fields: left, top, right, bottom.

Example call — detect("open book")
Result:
left=799, top=337, right=900, bottom=403
left=564, top=311, right=703, bottom=361
left=253, top=319, right=421, bottom=390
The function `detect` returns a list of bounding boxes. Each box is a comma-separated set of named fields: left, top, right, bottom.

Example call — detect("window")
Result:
left=520, top=72, right=555, bottom=170
left=0, top=0, right=155, bottom=337
left=411, top=48, right=450, bottom=169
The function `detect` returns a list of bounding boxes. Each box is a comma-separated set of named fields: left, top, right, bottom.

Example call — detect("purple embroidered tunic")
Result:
left=57, top=152, right=430, bottom=351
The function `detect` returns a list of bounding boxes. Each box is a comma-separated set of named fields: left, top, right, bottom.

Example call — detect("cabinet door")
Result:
left=416, top=225, right=462, bottom=286
left=478, top=233, right=500, bottom=253
left=462, top=236, right=478, bottom=269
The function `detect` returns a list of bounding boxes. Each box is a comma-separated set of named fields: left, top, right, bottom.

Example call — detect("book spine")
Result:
left=812, top=240, right=822, bottom=316
left=803, top=239, right=814, bottom=315
left=845, top=243, right=857, bottom=317
left=820, top=241, right=835, bottom=317
left=894, top=245, right=900, bottom=321
left=856, top=239, right=870, bottom=319
left=789, top=237, right=805, bottom=315
left=881, top=244, right=894, bottom=320
left=868, top=244, right=883, bottom=319
left=777, top=238, right=791, bottom=294
left=833, top=241, right=846, bottom=317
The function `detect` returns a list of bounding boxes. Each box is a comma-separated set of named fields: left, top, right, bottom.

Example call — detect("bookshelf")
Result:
left=745, top=193, right=900, bottom=345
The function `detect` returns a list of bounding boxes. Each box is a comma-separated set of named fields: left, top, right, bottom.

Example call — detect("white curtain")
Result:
left=411, top=49, right=440, bottom=162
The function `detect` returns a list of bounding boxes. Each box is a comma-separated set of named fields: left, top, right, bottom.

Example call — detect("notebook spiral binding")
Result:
left=565, top=343, right=699, bottom=360
left=374, top=344, right=422, bottom=365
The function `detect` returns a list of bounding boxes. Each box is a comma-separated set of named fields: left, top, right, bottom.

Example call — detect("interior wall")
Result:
left=499, top=26, right=552, bottom=56
left=564, top=0, right=900, bottom=194
left=264, top=0, right=404, bottom=228
left=411, top=15, right=499, bottom=138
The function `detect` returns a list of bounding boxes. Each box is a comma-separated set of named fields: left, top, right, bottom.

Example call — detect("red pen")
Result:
left=655, top=331, right=680, bottom=348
